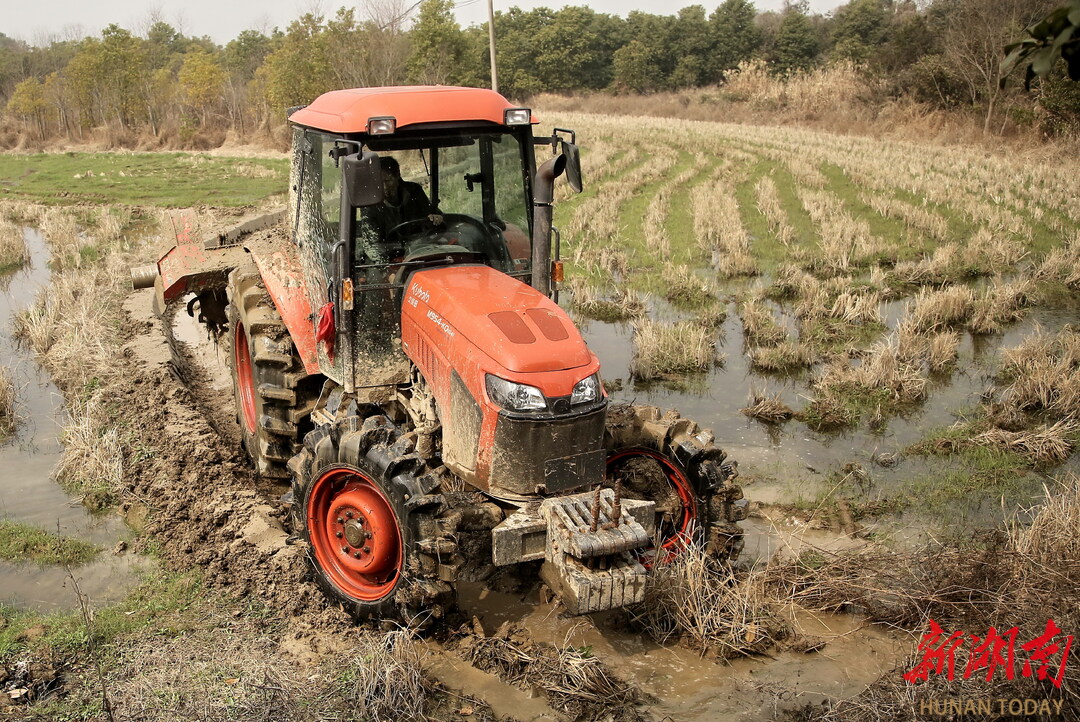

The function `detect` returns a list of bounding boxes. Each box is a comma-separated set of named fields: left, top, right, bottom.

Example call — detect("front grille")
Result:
left=489, top=403, right=606, bottom=494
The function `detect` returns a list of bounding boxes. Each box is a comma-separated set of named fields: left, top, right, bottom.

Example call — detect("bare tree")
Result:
left=940, top=0, right=1054, bottom=134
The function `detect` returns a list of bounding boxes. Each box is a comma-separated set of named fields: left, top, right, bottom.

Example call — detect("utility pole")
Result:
left=487, top=0, right=498, bottom=93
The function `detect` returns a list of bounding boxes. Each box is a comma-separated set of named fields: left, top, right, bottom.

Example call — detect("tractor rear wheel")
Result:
left=604, top=403, right=745, bottom=563
left=289, top=415, right=455, bottom=624
left=226, top=264, right=300, bottom=479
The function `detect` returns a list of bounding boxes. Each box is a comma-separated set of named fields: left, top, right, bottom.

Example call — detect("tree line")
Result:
left=1, top=0, right=1077, bottom=145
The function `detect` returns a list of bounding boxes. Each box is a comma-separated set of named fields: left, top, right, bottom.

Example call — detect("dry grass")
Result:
left=926, top=331, right=960, bottom=373
left=754, top=175, right=795, bottom=246
left=338, top=631, right=430, bottom=721
left=460, top=625, right=642, bottom=718
left=53, top=396, right=124, bottom=509
left=864, top=194, right=950, bottom=243
left=12, top=265, right=120, bottom=393
left=748, top=341, right=816, bottom=373
left=661, top=264, right=715, bottom=307
left=741, top=389, right=794, bottom=422
left=631, top=543, right=787, bottom=657
left=631, top=319, right=715, bottom=379
left=798, top=394, right=857, bottom=430
left=998, top=326, right=1080, bottom=420
left=906, top=285, right=976, bottom=332
left=767, top=264, right=817, bottom=300
left=720, top=59, right=874, bottom=119
left=968, top=278, right=1037, bottom=334
left=818, top=341, right=927, bottom=404
left=0, top=218, right=30, bottom=272
left=567, top=279, right=646, bottom=322
left=828, top=290, right=882, bottom=325
left=1032, top=234, right=1080, bottom=288
left=973, top=420, right=1078, bottom=465
left=0, top=366, right=16, bottom=438
left=793, top=479, right=1080, bottom=720
left=740, top=297, right=787, bottom=347
left=104, top=616, right=434, bottom=722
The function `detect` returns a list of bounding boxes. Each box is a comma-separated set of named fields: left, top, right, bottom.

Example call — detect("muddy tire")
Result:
left=289, top=415, right=455, bottom=624
left=604, top=403, right=746, bottom=562
left=226, top=264, right=302, bottom=479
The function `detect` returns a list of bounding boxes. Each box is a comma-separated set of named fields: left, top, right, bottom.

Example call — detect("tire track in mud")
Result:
left=120, top=289, right=318, bottom=617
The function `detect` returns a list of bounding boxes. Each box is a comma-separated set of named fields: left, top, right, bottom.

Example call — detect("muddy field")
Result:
left=1, top=111, right=1079, bottom=721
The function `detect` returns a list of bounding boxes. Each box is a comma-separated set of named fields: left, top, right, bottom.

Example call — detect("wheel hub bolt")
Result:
left=335, top=531, right=343, bottom=538
left=346, top=511, right=354, bottom=519
left=340, top=546, right=348, bottom=554
left=336, top=517, right=344, bottom=524
left=353, top=551, right=362, bottom=559
left=362, top=546, right=371, bottom=553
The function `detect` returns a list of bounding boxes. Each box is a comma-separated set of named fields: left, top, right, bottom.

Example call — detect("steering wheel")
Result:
left=385, top=217, right=438, bottom=246
left=437, top=214, right=513, bottom=268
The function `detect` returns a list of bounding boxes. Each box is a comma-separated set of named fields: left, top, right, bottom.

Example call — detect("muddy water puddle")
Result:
left=449, top=582, right=911, bottom=721
left=0, top=228, right=150, bottom=612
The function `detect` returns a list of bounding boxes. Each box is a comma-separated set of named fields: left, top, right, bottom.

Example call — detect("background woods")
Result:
left=0, top=0, right=1078, bottom=148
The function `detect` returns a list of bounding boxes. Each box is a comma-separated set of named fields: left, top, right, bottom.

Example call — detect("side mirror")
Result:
left=342, top=151, right=385, bottom=208
left=560, top=140, right=582, bottom=193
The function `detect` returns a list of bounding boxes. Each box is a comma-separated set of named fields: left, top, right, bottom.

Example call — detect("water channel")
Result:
left=0, top=228, right=149, bottom=612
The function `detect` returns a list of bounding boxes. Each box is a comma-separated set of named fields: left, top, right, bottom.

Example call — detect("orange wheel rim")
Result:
left=307, top=467, right=402, bottom=602
left=607, top=448, right=697, bottom=564
left=234, top=323, right=256, bottom=434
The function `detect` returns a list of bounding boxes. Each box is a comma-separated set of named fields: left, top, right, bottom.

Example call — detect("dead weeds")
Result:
left=0, top=366, right=16, bottom=439
left=457, top=622, right=645, bottom=720
left=631, top=544, right=789, bottom=658
left=742, top=389, right=795, bottom=422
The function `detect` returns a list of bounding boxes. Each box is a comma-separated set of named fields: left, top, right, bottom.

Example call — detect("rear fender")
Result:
left=152, top=212, right=321, bottom=376
left=247, top=244, right=320, bottom=376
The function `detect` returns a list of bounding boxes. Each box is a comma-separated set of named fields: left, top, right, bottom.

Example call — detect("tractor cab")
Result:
left=286, top=86, right=580, bottom=398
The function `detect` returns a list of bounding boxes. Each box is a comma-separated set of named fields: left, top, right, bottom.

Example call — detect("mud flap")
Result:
left=538, top=488, right=653, bottom=615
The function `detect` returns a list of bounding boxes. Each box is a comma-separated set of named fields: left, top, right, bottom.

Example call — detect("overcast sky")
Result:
left=5, top=0, right=847, bottom=46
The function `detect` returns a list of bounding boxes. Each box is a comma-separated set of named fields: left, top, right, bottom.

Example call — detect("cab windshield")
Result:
left=353, top=131, right=532, bottom=279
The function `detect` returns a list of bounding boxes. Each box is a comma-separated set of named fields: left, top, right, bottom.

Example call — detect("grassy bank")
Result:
left=0, top=153, right=287, bottom=207
left=0, top=522, right=98, bottom=566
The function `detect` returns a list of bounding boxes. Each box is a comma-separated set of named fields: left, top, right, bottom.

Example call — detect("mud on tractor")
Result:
left=134, top=86, right=748, bottom=621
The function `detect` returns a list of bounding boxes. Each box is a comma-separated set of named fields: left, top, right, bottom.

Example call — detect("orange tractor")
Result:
left=135, top=86, right=747, bottom=620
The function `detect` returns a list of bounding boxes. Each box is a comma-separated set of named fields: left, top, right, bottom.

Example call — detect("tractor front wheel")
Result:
left=605, top=403, right=746, bottom=563
left=289, top=415, right=455, bottom=624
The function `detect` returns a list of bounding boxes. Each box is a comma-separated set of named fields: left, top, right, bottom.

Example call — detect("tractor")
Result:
left=133, top=85, right=747, bottom=621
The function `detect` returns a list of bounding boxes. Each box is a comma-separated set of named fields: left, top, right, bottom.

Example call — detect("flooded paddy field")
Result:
left=0, top=108, right=1078, bottom=720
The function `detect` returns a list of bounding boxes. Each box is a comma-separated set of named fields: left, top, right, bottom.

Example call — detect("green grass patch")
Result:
left=0, top=521, right=98, bottom=566
left=820, top=163, right=926, bottom=264
left=0, top=569, right=205, bottom=659
left=799, top=317, right=886, bottom=352
left=733, top=158, right=790, bottom=270
left=903, top=424, right=1037, bottom=508
left=0, top=153, right=288, bottom=207
left=902, top=448, right=1034, bottom=509
left=664, top=158, right=717, bottom=268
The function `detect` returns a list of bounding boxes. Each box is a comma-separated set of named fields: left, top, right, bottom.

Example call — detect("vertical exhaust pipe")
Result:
left=531, top=154, right=566, bottom=297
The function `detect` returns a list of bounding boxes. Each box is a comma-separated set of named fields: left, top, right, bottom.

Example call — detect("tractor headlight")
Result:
left=571, top=373, right=600, bottom=405
left=486, top=374, right=547, bottom=411
left=504, top=108, right=532, bottom=125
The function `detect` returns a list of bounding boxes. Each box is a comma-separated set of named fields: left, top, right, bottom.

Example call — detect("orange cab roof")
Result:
left=288, top=85, right=536, bottom=134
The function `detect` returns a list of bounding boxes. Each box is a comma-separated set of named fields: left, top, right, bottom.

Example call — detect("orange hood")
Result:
left=405, top=266, right=591, bottom=373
